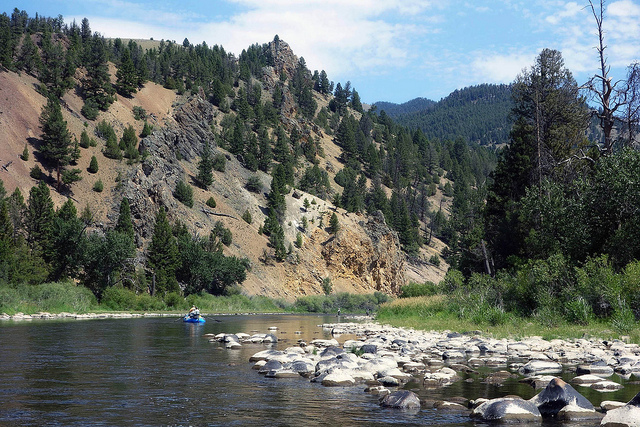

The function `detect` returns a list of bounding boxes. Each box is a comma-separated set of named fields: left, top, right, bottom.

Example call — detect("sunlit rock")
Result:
left=471, top=397, right=541, bottom=422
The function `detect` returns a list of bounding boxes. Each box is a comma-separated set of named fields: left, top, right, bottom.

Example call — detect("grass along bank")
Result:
left=0, top=281, right=389, bottom=316
left=377, top=295, right=640, bottom=344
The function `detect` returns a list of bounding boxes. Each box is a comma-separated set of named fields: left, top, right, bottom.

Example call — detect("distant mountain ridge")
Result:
left=373, top=97, right=436, bottom=117
left=376, top=84, right=513, bottom=147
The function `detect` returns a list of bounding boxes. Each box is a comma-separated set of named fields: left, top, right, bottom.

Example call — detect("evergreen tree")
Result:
left=88, top=155, right=99, bottom=173
left=115, top=48, right=138, bottom=97
left=115, top=197, right=135, bottom=256
left=196, top=141, right=214, bottom=188
left=17, top=33, right=41, bottom=75
left=50, top=198, right=85, bottom=280
left=83, top=35, right=115, bottom=113
left=39, top=96, right=72, bottom=191
left=25, top=180, right=55, bottom=259
left=147, top=207, right=179, bottom=294
left=329, top=212, right=339, bottom=234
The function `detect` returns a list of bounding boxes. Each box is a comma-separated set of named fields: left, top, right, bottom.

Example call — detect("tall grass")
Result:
left=0, top=281, right=97, bottom=315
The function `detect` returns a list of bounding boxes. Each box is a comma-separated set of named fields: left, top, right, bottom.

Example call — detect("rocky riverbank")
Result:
left=210, top=320, right=640, bottom=426
left=0, top=312, right=178, bottom=320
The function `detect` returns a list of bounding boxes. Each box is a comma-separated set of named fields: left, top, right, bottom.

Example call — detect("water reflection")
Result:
left=0, top=315, right=637, bottom=426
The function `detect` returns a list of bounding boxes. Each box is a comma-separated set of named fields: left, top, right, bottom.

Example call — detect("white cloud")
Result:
left=471, top=51, right=539, bottom=83
left=545, top=1, right=582, bottom=25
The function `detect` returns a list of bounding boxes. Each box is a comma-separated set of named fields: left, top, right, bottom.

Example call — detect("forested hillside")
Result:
left=387, top=84, right=513, bottom=147
left=373, top=97, right=436, bottom=118
left=0, top=8, right=497, bottom=305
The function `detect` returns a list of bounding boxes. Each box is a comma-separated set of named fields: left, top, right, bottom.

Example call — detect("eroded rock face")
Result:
left=320, top=211, right=406, bottom=295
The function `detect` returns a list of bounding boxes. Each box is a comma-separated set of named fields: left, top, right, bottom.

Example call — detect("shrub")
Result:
left=245, top=175, right=263, bottom=193
left=140, top=121, right=153, bottom=137
left=242, top=210, right=252, bottom=224
left=399, top=282, right=439, bottom=298
left=30, top=164, right=42, bottom=180
left=206, top=196, right=216, bottom=208
left=133, top=106, right=147, bottom=120
left=81, top=99, right=99, bottom=120
left=212, top=154, right=226, bottom=172
left=93, top=179, right=104, bottom=192
left=21, top=144, right=29, bottom=161
left=80, top=130, right=91, bottom=148
left=88, top=155, right=99, bottom=173
left=322, top=277, right=332, bottom=295
left=429, top=254, right=441, bottom=267
left=295, top=232, right=303, bottom=248
left=174, top=180, right=194, bottom=208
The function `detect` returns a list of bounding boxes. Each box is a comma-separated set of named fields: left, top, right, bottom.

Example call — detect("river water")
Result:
left=0, top=315, right=638, bottom=426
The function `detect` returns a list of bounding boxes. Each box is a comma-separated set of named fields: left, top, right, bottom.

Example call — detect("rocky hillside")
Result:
left=0, top=32, right=447, bottom=300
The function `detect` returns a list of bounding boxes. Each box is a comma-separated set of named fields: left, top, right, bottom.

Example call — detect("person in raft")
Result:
left=188, top=306, right=200, bottom=319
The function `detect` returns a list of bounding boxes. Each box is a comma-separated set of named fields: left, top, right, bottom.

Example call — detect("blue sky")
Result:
left=7, top=0, right=640, bottom=104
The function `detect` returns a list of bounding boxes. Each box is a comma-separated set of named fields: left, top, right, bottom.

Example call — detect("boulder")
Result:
left=249, top=349, right=283, bottom=362
left=529, top=377, right=595, bottom=417
left=576, top=361, right=614, bottom=377
left=600, top=400, right=626, bottom=411
left=321, top=370, right=356, bottom=387
left=258, top=359, right=283, bottom=374
left=423, top=367, right=459, bottom=388
left=601, top=392, right=640, bottom=427
left=471, top=397, right=541, bottom=422
left=519, top=360, right=563, bottom=375
left=591, top=380, right=623, bottom=392
left=377, top=376, right=399, bottom=387
left=379, top=390, right=421, bottom=409
left=572, top=374, right=607, bottom=385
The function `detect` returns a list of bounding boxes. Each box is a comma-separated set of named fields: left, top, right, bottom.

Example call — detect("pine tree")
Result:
left=147, top=207, right=179, bottom=294
left=39, top=96, right=72, bottom=191
left=17, top=33, right=41, bottom=75
left=115, top=197, right=135, bottom=256
left=88, top=155, right=99, bottom=173
left=25, top=180, right=55, bottom=259
left=329, top=212, right=339, bottom=235
left=115, top=48, right=138, bottom=97
left=196, top=141, right=214, bottom=188
left=83, top=35, right=114, bottom=113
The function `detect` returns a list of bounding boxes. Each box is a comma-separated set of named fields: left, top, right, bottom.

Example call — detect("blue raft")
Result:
left=183, top=315, right=205, bottom=323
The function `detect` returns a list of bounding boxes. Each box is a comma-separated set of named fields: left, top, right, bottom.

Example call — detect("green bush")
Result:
left=101, top=286, right=166, bottom=311
left=242, top=210, right=252, bottom=224
left=93, top=179, right=104, bottom=192
left=80, top=130, right=91, bottom=148
left=21, top=144, right=29, bottom=161
left=81, top=99, right=99, bottom=120
left=174, top=180, right=194, bottom=208
left=322, top=277, right=332, bottom=295
left=133, top=106, right=147, bottom=120
left=293, top=292, right=386, bottom=314
left=88, top=155, right=99, bottom=173
left=30, top=164, right=42, bottom=180
left=206, top=196, right=216, bottom=208
left=399, top=282, right=439, bottom=298
left=212, top=154, right=226, bottom=172
left=245, top=175, right=263, bottom=193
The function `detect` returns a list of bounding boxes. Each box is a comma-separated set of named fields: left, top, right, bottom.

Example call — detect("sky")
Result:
left=7, top=0, right=640, bottom=104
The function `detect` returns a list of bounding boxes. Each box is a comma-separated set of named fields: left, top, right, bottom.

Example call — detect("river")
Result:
left=0, top=315, right=637, bottom=426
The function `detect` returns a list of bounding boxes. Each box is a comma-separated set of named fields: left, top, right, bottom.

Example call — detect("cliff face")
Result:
left=113, top=90, right=408, bottom=299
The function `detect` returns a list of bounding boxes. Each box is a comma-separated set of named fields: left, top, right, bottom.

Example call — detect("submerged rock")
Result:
left=379, top=390, right=421, bottom=409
